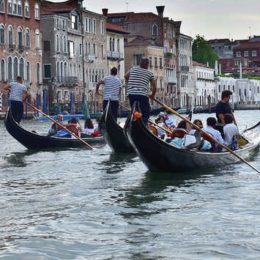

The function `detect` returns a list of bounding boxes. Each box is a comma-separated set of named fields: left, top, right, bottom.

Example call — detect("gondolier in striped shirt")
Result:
left=96, top=67, right=122, bottom=121
left=125, top=57, right=157, bottom=124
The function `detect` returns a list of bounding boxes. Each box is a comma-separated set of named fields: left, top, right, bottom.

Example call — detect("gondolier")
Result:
left=3, top=76, right=29, bottom=123
left=125, top=57, right=157, bottom=125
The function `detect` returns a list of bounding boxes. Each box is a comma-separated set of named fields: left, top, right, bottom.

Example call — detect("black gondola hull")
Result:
left=4, top=109, right=105, bottom=150
left=100, top=101, right=134, bottom=153
left=126, top=105, right=259, bottom=173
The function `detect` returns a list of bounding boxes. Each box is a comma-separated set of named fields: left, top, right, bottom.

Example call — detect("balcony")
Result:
left=180, top=66, right=189, bottom=73
left=18, top=45, right=24, bottom=52
left=55, top=76, right=79, bottom=87
left=107, top=51, right=124, bottom=61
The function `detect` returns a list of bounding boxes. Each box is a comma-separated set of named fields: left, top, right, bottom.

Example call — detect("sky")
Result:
left=83, top=0, right=260, bottom=40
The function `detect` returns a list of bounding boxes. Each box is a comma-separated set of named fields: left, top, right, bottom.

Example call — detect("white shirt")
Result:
left=203, top=126, right=224, bottom=144
left=9, top=82, right=27, bottom=102
left=223, top=123, right=239, bottom=145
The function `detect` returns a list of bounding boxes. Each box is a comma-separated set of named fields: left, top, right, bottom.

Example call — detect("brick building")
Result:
left=0, top=0, right=42, bottom=113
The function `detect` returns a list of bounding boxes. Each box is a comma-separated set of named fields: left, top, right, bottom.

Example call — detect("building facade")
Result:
left=0, top=0, right=42, bottom=113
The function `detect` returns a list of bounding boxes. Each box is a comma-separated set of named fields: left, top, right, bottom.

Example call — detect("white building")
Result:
left=193, top=61, right=216, bottom=108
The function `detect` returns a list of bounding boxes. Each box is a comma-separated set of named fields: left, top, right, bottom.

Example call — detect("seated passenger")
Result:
left=155, top=116, right=167, bottom=139
left=193, top=119, right=203, bottom=129
left=203, top=117, right=224, bottom=152
left=83, top=118, right=101, bottom=137
left=64, top=118, right=82, bottom=137
left=223, top=113, right=239, bottom=149
left=165, top=111, right=176, bottom=129
left=48, top=114, right=64, bottom=136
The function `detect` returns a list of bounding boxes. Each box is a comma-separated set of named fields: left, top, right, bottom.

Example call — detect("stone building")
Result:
left=41, top=0, right=106, bottom=114
left=193, top=61, right=216, bottom=109
left=0, top=0, right=42, bottom=113
left=177, top=33, right=194, bottom=109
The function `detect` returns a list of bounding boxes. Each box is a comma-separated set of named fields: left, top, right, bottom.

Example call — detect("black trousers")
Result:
left=128, top=95, right=150, bottom=125
left=103, top=100, right=119, bottom=121
left=10, top=100, right=24, bottom=123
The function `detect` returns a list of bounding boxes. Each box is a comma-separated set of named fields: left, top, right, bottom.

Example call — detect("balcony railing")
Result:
left=107, top=51, right=124, bottom=60
left=180, top=66, right=189, bottom=73
left=8, top=44, right=16, bottom=51
left=56, top=76, right=79, bottom=85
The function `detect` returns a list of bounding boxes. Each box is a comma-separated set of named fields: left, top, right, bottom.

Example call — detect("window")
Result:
left=154, top=57, right=158, bottom=68
left=100, top=20, right=104, bottom=35
left=0, top=25, right=4, bottom=44
left=8, top=0, right=12, bottom=14
left=8, top=26, right=13, bottom=46
left=13, top=0, right=17, bottom=14
left=44, top=64, right=51, bottom=78
left=34, top=3, right=39, bottom=19
left=152, top=24, right=158, bottom=36
left=13, top=57, right=18, bottom=79
left=63, top=36, right=67, bottom=52
left=133, top=54, right=142, bottom=66
left=17, top=27, right=23, bottom=48
left=252, top=50, right=257, bottom=57
left=8, top=57, right=12, bottom=80
left=26, top=62, right=30, bottom=81
left=0, top=0, right=5, bottom=12
left=236, top=51, right=241, bottom=58
left=36, top=63, right=40, bottom=83
left=25, top=29, right=30, bottom=48
left=68, top=41, right=74, bottom=58
left=92, top=19, right=96, bottom=34
left=35, top=29, right=40, bottom=49
left=17, top=0, right=21, bottom=15
left=19, top=58, right=24, bottom=78
left=24, top=1, right=29, bottom=17
left=71, top=15, right=78, bottom=30
left=56, top=34, right=59, bottom=52
left=244, top=51, right=248, bottom=57
left=1, top=60, right=5, bottom=81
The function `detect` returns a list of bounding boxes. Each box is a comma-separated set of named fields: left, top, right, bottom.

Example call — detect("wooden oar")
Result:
left=119, top=103, right=172, bottom=135
left=243, top=121, right=260, bottom=133
left=151, top=98, right=260, bottom=174
left=27, top=103, right=93, bottom=149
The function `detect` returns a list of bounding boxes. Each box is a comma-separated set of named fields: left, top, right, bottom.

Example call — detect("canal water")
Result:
left=0, top=110, right=259, bottom=259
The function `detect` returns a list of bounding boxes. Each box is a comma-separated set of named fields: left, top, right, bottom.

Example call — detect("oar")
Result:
left=151, top=98, right=260, bottom=174
left=119, top=103, right=172, bottom=135
left=27, top=102, right=94, bottom=150
left=243, top=121, right=260, bottom=133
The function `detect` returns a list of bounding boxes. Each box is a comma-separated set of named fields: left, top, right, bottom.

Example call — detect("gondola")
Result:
left=125, top=103, right=259, bottom=173
left=4, top=108, right=105, bottom=150
left=99, top=101, right=135, bottom=153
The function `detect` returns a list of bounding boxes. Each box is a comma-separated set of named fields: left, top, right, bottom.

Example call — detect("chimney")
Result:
left=102, top=8, right=108, bottom=17
left=156, top=6, right=165, bottom=18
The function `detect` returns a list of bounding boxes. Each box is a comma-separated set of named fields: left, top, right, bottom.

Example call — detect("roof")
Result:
left=234, top=41, right=260, bottom=50
left=107, top=12, right=159, bottom=23
left=106, top=23, right=129, bottom=34
left=126, top=35, right=160, bottom=47
left=41, top=0, right=78, bottom=15
left=193, top=61, right=207, bottom=67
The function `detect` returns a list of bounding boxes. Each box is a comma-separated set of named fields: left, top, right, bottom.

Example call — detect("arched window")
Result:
left=152, top=24, right=158, bottom=36
left=25, top=28, right=30, bottom=47
left=8, top=57, right=12, bottom=80
left=64, top=62, right=67, bottom=77
left=35, top=29, right=40, bottom=49
left=26, top=62, right=30, bottom=81
left=8, top=25, right=13, bottom=46
left=56, top=34, right=59, bottom=52
left=17, top=27, right=23, bottom=48
left=36, top=63, right=40, bottom=83
left=19, top=58, right=24, bottom=78
left=56, top=62, right=60, bottom=81
left=1, top=59, right=5, bottom=81
left=60, top=35, right=62, bottom=52
left=0, top=24, right=4, bottom=44
left=63, top=36, right=66, bottom=52
left=34, top=3, right=39, bottom=19
left=24, top=0, right=29, bottom=17
left=13, top=57, right=18, bottom=79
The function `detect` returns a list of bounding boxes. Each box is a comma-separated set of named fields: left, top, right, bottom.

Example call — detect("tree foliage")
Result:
left=192, top=35, right=218, bottom=68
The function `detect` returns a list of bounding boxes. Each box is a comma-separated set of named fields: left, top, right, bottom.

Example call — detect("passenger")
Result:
left=155, top=116, right=167, bottom=139
left=223, top=113, right=239, bottom=149
left=64, top=118, right=82, bottom=137
left=83, top=118, right=101, bottom=137
left=203, top=117, right=224, bottom=152
left=165, top=111, right=176, bottom=129
left=48, top=114, right=64, bottom=136
left=193, top=119, right=203, bottom=129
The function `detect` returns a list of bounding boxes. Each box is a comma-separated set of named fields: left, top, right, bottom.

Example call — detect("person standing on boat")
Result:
left=3, top=76, right=29, bottom=123
left=125, top=57, right=157, bottom=125
left=215, top=90, right=237, bottom=134
left=96, top=67, right=122, bottom=121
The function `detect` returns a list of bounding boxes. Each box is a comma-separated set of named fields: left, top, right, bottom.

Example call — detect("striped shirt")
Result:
left=9, top=82, right=27, bottom=102
left=103, top=75, right=122, bottom=101
left=127, top=66, right=155, bottom=96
